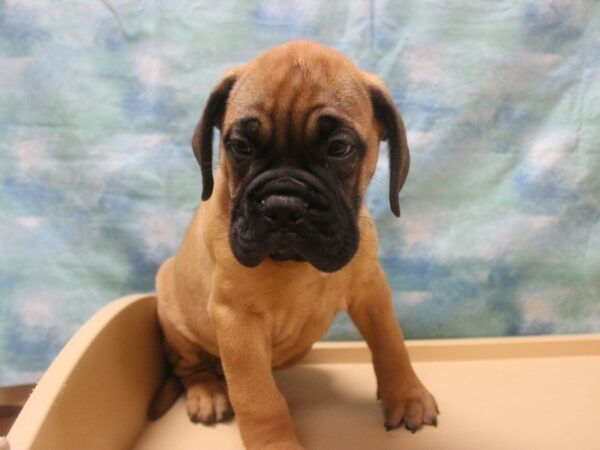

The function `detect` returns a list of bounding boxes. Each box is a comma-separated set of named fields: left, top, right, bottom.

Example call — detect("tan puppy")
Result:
left=149, top=40, right=438, bottom=450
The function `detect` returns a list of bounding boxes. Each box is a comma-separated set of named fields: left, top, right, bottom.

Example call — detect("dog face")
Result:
left=192, top=41, right=410, bottom=272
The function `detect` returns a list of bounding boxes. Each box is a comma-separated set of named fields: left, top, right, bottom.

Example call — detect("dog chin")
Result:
left=229, top=230, right=358, bottom=273
left=268, top=245, right=306, bottom=262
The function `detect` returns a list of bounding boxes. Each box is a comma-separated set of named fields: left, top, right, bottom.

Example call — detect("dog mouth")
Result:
left=268, top=237, right=306, bottom=262
left=229, top=169, right=358, bottom=272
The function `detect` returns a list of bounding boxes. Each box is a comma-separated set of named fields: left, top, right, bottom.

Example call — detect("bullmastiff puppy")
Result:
left=149, top=40, right=438, bottom=450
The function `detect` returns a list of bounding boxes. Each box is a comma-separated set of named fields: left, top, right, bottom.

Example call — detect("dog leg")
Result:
left=348, top=265, right=439, bottom=433
left=151, top=326, right=234, bottom=425
left=211, top=300, right=304, bottom=450
left=175, top=353, right=234, bottom=425
left=154, top=261, right=234, bottom=424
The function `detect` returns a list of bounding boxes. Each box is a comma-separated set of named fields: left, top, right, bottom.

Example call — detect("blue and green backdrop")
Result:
left=1, top=0, right=599, bottom=384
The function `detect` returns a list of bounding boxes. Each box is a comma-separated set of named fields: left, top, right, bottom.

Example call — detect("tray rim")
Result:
left=304, top=333, right=600, bottom=364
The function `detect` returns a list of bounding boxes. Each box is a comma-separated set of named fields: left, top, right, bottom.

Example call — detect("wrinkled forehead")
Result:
left=223, top=57, right=373, bottom=142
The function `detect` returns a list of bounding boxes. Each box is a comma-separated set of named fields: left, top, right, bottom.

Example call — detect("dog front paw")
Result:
left=380, top=382, right=439, bottom=433
left=186, top=380, right=233, bottom=425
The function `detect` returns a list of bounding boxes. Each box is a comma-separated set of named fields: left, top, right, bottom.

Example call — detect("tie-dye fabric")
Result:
left=1, top=0, right=599, bottom=385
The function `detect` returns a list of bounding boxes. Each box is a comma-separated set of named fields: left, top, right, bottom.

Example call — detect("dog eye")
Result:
left=227, top=139, right=252, bottom=156
left=327, top=140, right=353, bottom=158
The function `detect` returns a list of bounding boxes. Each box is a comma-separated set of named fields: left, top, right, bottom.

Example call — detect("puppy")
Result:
left=149, top=40, right=438, bottom=450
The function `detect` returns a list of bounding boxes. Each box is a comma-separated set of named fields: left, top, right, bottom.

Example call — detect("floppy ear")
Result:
left=364, top=76, right=410, bottom=217
left=191, top=67, right=244, bottom=201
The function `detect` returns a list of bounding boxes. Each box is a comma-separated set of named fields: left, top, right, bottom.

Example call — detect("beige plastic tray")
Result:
left=7, top=294, right=600, bottom=450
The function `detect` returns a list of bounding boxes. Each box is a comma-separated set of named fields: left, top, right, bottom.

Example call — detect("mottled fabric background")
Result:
left=1, top=0, right=599, bottom=385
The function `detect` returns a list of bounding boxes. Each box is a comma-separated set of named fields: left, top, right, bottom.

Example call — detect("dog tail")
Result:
left=147, top=374, right=184, bottom=420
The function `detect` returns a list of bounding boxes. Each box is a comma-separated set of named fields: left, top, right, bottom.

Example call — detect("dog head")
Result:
left=191, top=41, right=409, bottom=272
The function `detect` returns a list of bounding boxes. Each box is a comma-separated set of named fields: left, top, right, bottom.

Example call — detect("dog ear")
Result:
left=191, top=67, right=244, bottom=201
left=363, top=74, right=410, bottom=217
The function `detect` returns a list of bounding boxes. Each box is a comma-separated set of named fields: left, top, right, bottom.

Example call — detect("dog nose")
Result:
left=261, top=195, right=308, bottom=226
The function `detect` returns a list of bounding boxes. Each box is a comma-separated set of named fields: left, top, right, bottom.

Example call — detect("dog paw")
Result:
left=186, top=380, right=234, bottom=425
left=380, top=383, right=439, bottom=433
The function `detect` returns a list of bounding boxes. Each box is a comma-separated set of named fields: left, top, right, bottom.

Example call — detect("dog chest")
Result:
left=264, top=277, right=349, bottom=367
